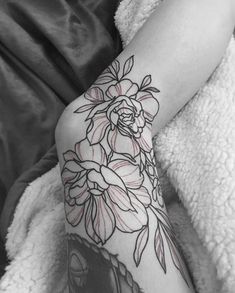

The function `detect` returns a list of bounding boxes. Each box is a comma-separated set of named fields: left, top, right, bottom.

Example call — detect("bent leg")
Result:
left=56, top=69, right=194, bottom=292
left=55, top=0, right=234, bottom=292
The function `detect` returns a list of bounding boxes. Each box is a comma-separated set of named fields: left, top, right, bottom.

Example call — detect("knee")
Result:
left=55, top=99, right=84, bottom=149
left=55, top=105, right=71, bottom=146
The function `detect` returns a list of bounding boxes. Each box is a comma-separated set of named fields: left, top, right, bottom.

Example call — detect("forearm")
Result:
left=56, top=1, right=234, bottom=292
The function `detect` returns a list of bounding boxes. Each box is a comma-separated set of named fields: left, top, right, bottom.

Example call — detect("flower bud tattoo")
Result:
left=61, top=56, right=190, bottom=291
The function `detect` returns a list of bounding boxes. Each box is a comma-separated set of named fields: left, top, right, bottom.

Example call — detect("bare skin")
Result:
left=55, top=1, right=235, bottom=292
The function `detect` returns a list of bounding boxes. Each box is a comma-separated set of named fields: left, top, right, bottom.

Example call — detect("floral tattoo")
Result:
left=61, top=56, right=190, bottom=289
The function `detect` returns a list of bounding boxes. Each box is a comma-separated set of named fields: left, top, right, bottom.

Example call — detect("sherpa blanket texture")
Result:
left=0, top=1, right=234, bottom=292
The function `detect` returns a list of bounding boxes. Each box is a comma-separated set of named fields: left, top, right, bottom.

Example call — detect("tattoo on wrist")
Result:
left=61, top=56, right=190, bottom=291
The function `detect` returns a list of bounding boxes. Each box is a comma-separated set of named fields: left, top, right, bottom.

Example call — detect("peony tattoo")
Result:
left=62, top=56, right=190, bottom=290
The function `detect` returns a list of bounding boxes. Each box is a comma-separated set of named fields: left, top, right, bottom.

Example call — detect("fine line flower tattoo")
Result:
left=61, top=55, right=190, bottom=285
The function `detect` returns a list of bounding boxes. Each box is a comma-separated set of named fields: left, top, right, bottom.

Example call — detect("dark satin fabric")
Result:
left=0, top=0, right=121, bottom=275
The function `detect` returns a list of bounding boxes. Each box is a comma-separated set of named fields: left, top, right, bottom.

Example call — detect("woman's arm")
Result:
left=55, top=1, right=235, bottom=292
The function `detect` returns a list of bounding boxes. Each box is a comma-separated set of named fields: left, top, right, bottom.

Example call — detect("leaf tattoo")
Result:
left=62, top=55, right=190, bottom=286
left=154, top=222, right=166, bottom=273
left=134, top=226, right=149, bottom=266
left=163, top=224, right=190, bottom=285
left=140, top=75, right=152, bottom=89
left=111, top=59, right=120, bottom=79
left=122, top=55, right=134, bottom=77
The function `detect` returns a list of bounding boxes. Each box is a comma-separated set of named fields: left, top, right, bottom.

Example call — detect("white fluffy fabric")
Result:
left=1, top=1, right=235, bottom=292
left=0, top=166, right=67, bottom=293
left=116, top=1, right=235, bottom=292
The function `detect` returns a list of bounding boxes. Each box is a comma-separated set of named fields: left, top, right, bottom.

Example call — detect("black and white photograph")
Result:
left=0, top=0, right=235, bottom=292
